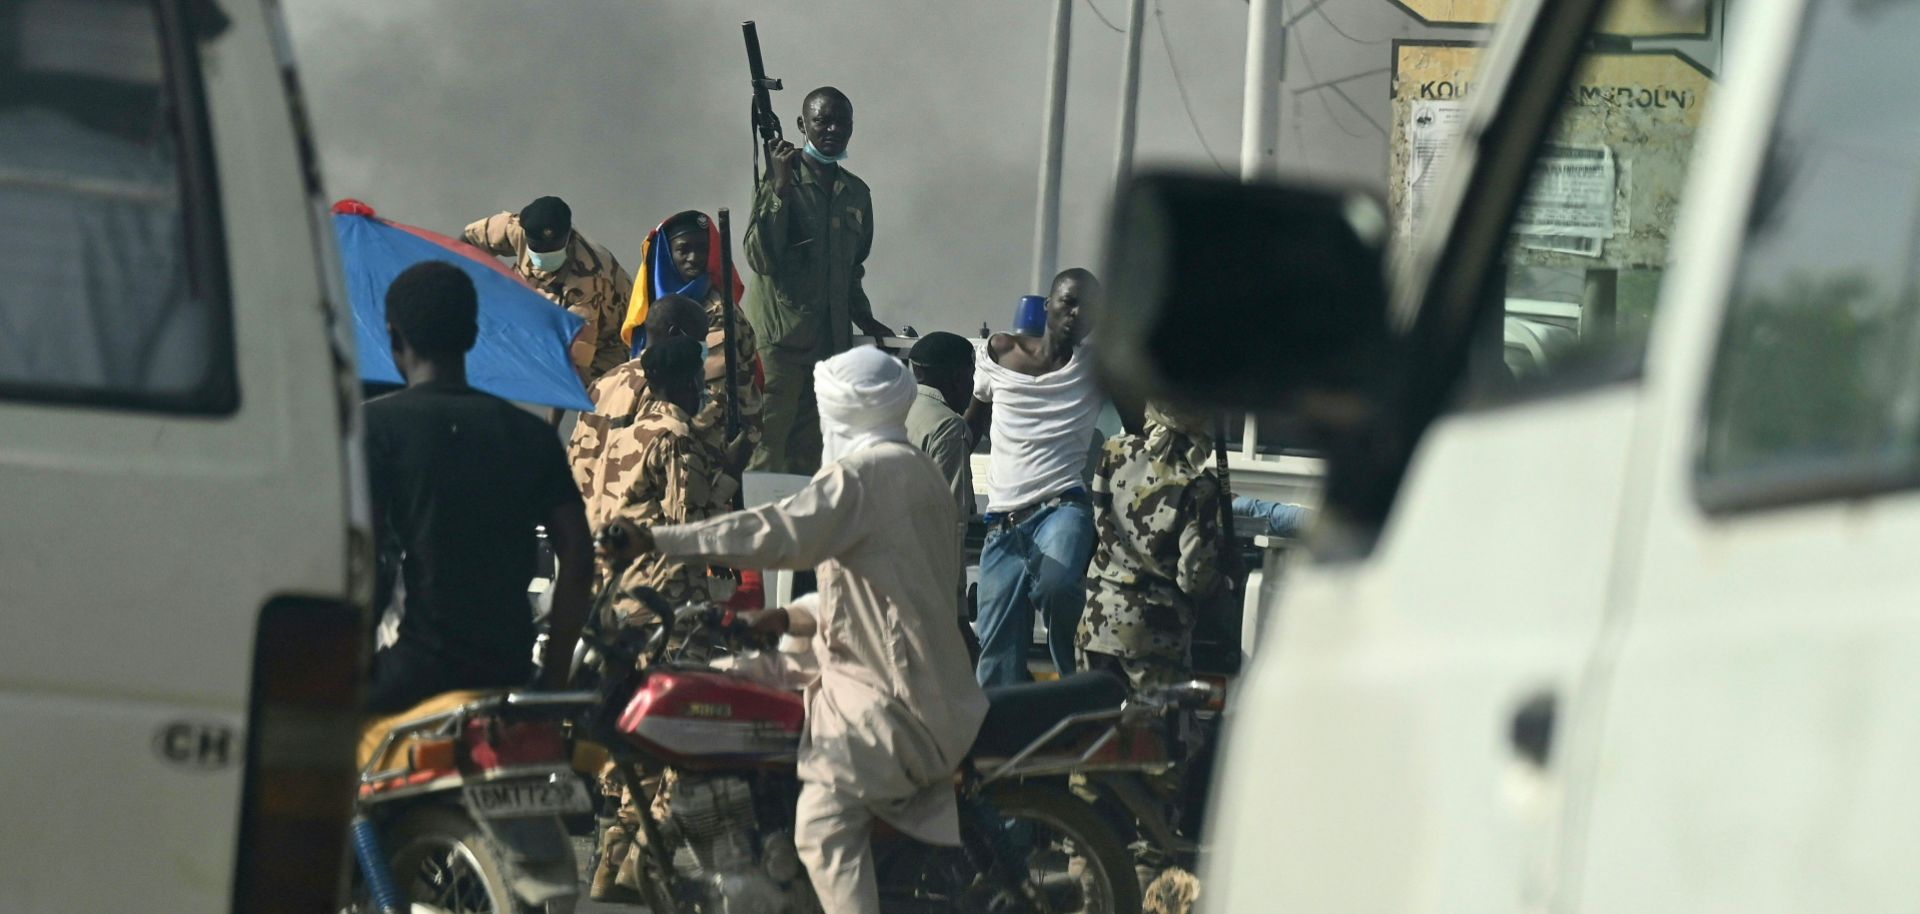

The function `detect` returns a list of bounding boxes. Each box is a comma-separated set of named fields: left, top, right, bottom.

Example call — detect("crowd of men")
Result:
left=358, top=83, right=1304, bottom=912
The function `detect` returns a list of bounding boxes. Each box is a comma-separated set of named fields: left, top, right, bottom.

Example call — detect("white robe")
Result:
left=651, top=440, right=989, bottom=844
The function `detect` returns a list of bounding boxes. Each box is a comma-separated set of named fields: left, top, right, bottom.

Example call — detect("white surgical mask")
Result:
left=802, top=141, right=849, bottom=165
left=526, top=245, right=568, bottom=273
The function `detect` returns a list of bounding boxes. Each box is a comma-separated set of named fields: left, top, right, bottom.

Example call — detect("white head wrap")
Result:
left=815, top=346, right=917, bottom=466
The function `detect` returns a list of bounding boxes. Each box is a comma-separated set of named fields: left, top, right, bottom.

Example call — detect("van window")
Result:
left=0, top=0, right=233, bottom=412
left=1697, top=2, right=1920, bottom=508
left=1436, top=6, right=1716, bottom=398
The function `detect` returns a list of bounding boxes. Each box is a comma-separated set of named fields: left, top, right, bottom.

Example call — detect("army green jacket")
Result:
left=742, top=161, right=875, bottom=359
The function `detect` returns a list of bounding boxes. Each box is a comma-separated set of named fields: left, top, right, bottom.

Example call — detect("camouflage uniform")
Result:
left=462, top=212, right=635, bottom=380
left=597, top=395, right=738, bottom=618
left=569, top=287, right=763, bottom=516
left=588, top=394, right=736, bottom=899
left=1075, top=415, right=1224, bottom=689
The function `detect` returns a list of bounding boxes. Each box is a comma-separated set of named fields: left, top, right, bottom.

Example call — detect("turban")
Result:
left=815, top=346, right=916, bottom=466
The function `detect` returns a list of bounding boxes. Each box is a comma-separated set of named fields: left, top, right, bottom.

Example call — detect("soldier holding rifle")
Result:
left=739, top=25, right=894, bottom=475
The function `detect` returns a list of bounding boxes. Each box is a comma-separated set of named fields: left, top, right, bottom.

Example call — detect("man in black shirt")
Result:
left=364, top=261, right=594, bottom=713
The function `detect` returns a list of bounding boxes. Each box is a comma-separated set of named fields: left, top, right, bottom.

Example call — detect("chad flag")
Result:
left=620, top=211, right=749, bottom=356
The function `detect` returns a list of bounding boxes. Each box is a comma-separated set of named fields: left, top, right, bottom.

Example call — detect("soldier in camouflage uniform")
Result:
left=571, top=291, right=762, bottom=521
left=463, top=196, right=634, bottom=380
left=588, top=335, right=734, bottom=902
left=1076, top=402, right=1225, bottom=689
left=572, top=296, right=701, bottom=518
left=599, top=336, right=738, bottom=618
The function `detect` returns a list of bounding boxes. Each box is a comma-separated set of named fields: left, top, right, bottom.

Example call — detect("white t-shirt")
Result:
left=973, top=337, right=1105, bottom=512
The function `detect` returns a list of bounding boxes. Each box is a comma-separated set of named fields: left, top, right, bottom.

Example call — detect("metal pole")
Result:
left=1033, top=0, right=1073, bottom=291
left=1112, top=0, right=1149, bottom=195
left=1240, top=0, right=1284, bottom=181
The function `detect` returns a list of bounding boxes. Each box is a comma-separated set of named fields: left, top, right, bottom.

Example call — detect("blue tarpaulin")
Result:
left=333, top=208, right=592, bottom=411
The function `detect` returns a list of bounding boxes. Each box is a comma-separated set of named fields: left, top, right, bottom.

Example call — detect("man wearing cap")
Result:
left=746, top=86, right=896, bottom=475
left=905, top=332, right=977, bottom=526
left=907, top=331, right=981, bottom=658
left=621, top=210, right=765, bottom=460
left=584, top=336, right=735, bottom=902
left=569, top=295, right=711, bottom=523
left=463, top=196, right=634, bottom=380
left=1076, top=401, right=1225, bottom=690
left=601, top=346, right=984, bottom=914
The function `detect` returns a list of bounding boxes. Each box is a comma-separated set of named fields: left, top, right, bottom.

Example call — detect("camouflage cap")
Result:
left=1145, top=400, right=1211, bottom=437
left=520, top=196, right=572, bottom=252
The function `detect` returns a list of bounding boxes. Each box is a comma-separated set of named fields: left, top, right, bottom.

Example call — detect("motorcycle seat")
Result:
left=971, top=672, right=1127, bottom=760
left=357, top=689, right=499, bottom=771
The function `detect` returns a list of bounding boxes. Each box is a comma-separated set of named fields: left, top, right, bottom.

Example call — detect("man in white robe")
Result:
left=605, top=345, right=988, bottom=914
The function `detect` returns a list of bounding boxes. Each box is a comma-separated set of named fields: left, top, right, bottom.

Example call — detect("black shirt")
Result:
left=365, top=381, right=577, bottom=689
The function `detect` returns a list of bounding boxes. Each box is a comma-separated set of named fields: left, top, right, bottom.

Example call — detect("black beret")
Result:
left=519, top=196, right=572, bottom=250
left=908, top=331, right=974, bottom=372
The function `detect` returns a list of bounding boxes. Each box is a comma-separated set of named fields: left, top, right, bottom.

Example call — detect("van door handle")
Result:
left=1509, top=692, right=1556, bottom=768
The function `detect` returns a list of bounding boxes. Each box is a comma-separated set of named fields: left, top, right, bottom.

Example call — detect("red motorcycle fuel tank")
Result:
left=617, top=670, right=804, bottom=769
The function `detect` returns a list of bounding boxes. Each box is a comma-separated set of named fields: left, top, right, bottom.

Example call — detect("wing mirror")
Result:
left=1097, top=173, right=1393, bottom=417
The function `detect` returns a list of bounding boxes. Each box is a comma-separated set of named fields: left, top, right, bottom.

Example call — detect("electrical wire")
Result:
left=1311, top=2, right=1387, bottom=46
left=1153, top=0, right=1236, bottom=176
left=1284, top=0, right=1372, bottom=140
left=1083, top=0, right=1126, bottom=33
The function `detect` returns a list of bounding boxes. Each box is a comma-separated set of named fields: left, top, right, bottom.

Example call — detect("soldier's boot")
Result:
left=590, top=821, right=642, bottom=903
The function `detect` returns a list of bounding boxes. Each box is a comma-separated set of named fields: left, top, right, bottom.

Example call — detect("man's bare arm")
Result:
left=964, top=396, right=991, bottom=446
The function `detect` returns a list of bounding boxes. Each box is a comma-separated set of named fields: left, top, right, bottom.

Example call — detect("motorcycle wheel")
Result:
left=384, top=806, right=576, bottom=914
left=986, top=783, right=1143, bottom=914
left=877, top=787, right=1146, bottom=913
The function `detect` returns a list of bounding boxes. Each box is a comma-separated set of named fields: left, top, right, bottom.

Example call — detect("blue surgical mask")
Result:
left=527, top=245, right=567, bottom=273
left=699, top=340, right=711, bottom=364
left=802, top=141, right=849, bottom=165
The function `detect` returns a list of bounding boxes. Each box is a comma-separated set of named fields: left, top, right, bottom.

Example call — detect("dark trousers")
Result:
left=367, top=642, right=529, bottom=714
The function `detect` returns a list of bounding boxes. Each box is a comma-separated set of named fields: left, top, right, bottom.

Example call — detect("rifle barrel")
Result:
left=718, top=209, right=742, bottom=438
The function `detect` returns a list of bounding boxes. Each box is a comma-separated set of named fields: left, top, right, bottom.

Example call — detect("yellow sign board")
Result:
left=1388, top=0, right=1708, bottom=38
left=1388, top=40, right=1714, bottom=266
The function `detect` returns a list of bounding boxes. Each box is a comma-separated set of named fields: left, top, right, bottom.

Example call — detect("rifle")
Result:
left=1207, top=413, right=1249, bottom=670
left=741, top=21, right=784, bottom=182
left=718, top=208, right=741, bottom=439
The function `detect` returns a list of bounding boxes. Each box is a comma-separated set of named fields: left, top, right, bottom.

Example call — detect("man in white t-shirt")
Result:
left=965, top=268, right=1110, bottom=686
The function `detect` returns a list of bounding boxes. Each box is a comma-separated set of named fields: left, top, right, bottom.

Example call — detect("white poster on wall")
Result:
left=1405, top=99, right=1469, bottom=239
left=1514, top=144, right=1616, bottom=257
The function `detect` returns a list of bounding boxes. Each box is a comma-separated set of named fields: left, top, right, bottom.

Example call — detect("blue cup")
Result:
left=1013, top=294, right=1047, bottom=336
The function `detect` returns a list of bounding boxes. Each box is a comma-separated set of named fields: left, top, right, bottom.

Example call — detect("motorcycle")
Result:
left=576, top=592, right=1198, bottom=914
left=350, top=689, right=600, bottom=914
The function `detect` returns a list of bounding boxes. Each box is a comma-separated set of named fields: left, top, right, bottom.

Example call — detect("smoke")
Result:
left=278, top=0, right=1411, bottom=334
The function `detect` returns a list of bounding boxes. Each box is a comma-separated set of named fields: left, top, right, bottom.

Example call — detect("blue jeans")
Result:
left=974, top=499, right=1096, bottom=687
left=1232, top=495, right=1309, bottom=538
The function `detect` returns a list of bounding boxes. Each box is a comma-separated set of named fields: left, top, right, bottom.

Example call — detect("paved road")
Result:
left=576, top=893, right=645, bottom=913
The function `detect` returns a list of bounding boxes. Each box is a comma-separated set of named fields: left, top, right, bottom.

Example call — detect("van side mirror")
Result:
left=1097, top=174, right=1392, bottom=412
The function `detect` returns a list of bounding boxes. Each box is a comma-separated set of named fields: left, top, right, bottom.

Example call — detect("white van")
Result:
left=0, top=1, right=365, bottom=911
left=1104, top=0, right=1920, bottom=911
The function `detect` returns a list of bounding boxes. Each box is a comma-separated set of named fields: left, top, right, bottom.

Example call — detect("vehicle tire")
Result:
left=986, top=782, right=1144, bottom=914
left=384, top=805, right=577, bottom=914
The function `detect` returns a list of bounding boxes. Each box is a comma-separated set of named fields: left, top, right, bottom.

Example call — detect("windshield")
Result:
left=1395, top=0, right=1719, bottom=394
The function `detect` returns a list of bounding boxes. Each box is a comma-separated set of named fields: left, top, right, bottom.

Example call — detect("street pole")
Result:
left=1240, top=0, right=1284, bottom=181
left=1112, top=0, right=1149, bottom=195
left=1033, top=0, right=1073, bottom=292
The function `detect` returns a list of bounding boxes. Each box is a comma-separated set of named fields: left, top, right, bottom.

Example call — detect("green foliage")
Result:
left=1704, top=269, right=1909, bottom=474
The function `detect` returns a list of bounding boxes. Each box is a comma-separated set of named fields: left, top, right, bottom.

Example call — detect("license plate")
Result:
left=463, top=776, right=592, bottom=818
